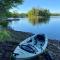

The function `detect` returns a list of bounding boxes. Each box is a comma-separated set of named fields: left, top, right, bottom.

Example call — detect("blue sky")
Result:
left=10, top=0, right=60, bottom=13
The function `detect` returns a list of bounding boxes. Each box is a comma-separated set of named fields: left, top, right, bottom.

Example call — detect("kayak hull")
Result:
left=13, top=34, right=48, bottom=59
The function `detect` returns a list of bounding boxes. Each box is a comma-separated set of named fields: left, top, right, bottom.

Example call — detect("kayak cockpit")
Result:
left=13, top=34, right=48, bottom=59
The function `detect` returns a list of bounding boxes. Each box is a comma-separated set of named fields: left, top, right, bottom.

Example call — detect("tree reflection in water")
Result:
left=28, top=16, right=50, bottom=25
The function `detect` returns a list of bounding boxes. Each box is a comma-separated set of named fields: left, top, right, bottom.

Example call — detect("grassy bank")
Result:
left=0, top=30, right=11, bottom=42
left=0, top=21, right=8, bottom=27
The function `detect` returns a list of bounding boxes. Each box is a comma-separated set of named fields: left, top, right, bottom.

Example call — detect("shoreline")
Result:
left=9, top=28, right=60, bottom=41
left=0, top=29, right=60, bottom=60
left=8, top=29, right=60, bottom=60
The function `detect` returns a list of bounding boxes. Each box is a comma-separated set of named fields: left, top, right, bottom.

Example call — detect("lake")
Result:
left=9, top=16, right=60, bottom=40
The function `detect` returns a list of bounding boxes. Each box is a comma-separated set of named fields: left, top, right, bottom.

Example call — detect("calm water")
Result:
left=9, top=16, right=60, bottom=40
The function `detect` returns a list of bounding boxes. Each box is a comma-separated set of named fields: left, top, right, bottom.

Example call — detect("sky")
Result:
left=9, top=0, right=60, bottom=13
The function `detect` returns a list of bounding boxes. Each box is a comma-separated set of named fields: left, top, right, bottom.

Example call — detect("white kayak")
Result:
left=13, top=34, right=48, bottom=60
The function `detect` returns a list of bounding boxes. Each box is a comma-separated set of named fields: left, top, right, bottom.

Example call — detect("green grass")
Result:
left=0, top=30, right=11, bottom=42
left=0, top=21, right=8, bottom=27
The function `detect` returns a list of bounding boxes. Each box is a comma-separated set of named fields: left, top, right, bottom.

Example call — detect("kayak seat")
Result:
left=34, top=34, right=45, bottom=42
left=33, top=34, right=45, bottom=45
left=27, top=34, right=45, bottom=46
left=20, top=44, right=38, bottom=54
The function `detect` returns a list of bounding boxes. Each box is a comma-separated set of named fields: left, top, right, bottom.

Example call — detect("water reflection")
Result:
left=28, top=16, right=50, bottom=25
left=8, top=16, right=60, bottom=40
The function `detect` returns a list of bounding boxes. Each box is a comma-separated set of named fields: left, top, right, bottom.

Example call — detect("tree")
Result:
left=28, top=8, right=50, bottom=25
left=0, top=0, right=24, bottom=18
left=20, top=13, right=27, bottom=18
left=28, top=8, right=50, bottom=18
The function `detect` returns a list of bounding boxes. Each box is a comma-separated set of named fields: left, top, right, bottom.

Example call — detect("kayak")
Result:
left=13, top=34, right=48, bottom=60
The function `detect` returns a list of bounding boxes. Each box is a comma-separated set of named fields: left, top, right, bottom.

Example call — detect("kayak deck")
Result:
left=13, top=34, right=48, bottom=59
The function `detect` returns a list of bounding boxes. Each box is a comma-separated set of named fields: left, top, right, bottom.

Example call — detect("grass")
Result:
left=0, top=21, right=8, bottom=27
left=0, top=30, right=11, bottom=42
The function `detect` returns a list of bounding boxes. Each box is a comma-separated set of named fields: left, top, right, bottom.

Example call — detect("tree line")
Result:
left=28, top=8, right=50, bottom=19
left=50, top=13, right=60, bottom=16
left=5, top=8, right=50, bottom=18
left=0, top=0, right=60, bottom=19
